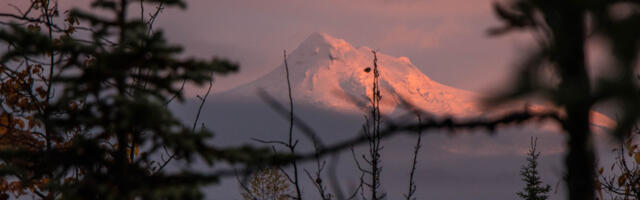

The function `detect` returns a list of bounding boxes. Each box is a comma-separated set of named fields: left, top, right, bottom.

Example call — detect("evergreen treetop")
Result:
left=517, top=137, right=551, bottom=200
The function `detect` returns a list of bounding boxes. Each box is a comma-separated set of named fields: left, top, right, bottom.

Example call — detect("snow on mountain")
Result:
left=225, top=32, right=615, bottom=129
left=228, top=32, right=477, bottom=114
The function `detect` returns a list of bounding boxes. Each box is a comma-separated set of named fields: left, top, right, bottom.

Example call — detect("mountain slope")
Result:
left=225, top=32, right=614, bottom=129
left=228, top=33, right=478, bottom=115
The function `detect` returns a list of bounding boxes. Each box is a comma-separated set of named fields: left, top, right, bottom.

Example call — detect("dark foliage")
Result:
left=0, top=0, right=292, bottom=199
left=490, top=1, right=640, bottom=200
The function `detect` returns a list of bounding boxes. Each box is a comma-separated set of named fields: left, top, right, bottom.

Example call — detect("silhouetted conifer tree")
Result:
left=517, top=137, right=551, bottom=200
left=0, top=0, right=289, bottom=199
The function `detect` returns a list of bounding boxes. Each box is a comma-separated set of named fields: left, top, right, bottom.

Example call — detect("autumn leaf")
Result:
left=0, top=114, right=8, bottom=135
left=599, top=167, right=604, bottom=175
left=70, top=102, right=78, bottom=111
left=619, top=173, right=628, bottom=186
left=18, top=98, right=29, bottom=109
left=28, top=120, right=34, bottom=129
left=634, top=152, right=640, bottom=164
left=14, top=119, right=25, bottom=129
left=35, top=86, right=46, bottom=99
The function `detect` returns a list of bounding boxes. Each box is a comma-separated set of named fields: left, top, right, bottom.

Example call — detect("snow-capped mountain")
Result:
left=225, top=32, right=615, bottom=129
left=228, top=32, right=477, bottom=114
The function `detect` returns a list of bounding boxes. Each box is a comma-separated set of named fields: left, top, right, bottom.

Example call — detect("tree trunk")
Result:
left=549, top=3, right=595, bottom=200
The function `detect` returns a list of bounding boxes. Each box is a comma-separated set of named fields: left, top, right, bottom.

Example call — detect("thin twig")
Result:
left=404, top=114, right=422, bottom=200
left=155, top=72, right=214, bottom=174
left=284, top=50, right=303, bottom=200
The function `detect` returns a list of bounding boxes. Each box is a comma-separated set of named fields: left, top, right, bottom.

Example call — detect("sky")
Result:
left=154, top=0, right=537, bottom=95
left=152, top=1, right=569, bottom=199
left=0, top=0, right=608, bottom=95
left=152, top=1, right=589, bottom=199
left=151, top=2, right=624, bottom=199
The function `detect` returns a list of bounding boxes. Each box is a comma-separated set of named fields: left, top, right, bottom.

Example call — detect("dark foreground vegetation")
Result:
left=1, top=0, right=640, bottom=199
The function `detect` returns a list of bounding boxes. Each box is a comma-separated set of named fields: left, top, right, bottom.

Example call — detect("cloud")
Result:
left=150, top=0, right=511, bottom=94
left=379, top=22, right=466, bottom=49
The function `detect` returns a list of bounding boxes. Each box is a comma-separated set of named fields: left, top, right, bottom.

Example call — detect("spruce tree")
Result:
left=517, top=137, right=551, bottom=200
left=0, top=0, right=286, bottom=199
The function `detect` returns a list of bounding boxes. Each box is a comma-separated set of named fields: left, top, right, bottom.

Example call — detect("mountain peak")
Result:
left=229, top=32, right=480, bottom=116
left=298, top=32, right=355, bottom=54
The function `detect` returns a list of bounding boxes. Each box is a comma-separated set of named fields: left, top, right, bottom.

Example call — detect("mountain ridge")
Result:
left=226, top=32, right=479, bottom=116
left=222, top=32, right=615, bottom=130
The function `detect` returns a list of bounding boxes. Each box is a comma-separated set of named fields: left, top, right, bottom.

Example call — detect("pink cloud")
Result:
left=379, top=22, right=466, bottom=49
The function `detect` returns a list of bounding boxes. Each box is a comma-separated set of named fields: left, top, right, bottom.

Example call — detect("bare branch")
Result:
left=404, top=114, right=422, bottom=200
